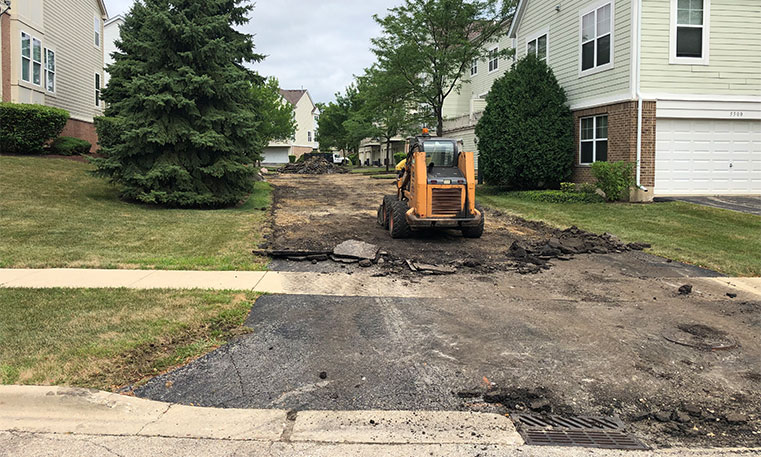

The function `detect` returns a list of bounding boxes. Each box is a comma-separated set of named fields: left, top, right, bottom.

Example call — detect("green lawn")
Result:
left=0, top=156, right=270, bottom=270
left=0, top=288, right=258, bottom=390
left=479, top=191, right=761, bottom=277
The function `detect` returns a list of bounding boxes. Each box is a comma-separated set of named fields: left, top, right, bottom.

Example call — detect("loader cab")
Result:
left=408, top=136, right=466, bottom=185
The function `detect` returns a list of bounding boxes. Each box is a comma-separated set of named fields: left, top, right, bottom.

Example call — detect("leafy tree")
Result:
left=475, top=55, right=574, bottom=189
left=352, top=67, right=427, bottom=170
left=316, top=84, right=364, bottom=154
left=250, top=77, right=296, bottom=146
left=94, top=0, right=265, bottom=208
left=372, top=0, right=516, bottom=136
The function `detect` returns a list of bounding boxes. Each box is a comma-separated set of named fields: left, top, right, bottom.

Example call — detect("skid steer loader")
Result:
left=377, top=129, right=484, bottom=239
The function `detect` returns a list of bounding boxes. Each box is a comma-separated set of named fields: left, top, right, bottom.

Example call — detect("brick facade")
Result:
left=60, top=118, right=99, bottom=153
left=571, top=100, right=656, bottom=189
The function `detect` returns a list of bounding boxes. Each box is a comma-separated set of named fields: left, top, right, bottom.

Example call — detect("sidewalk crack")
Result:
left=136, top=404, right=172, bottom=436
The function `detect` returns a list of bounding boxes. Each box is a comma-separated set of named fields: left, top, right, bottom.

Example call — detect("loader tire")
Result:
left=389, top=200, right=411, bottom=239
left=379, top=195, right=396, bottom=229
left=461, top=203, right=485, bottom=238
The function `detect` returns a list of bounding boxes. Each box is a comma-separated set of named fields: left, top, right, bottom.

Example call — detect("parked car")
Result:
left=333, top=153, right=351, bottom=165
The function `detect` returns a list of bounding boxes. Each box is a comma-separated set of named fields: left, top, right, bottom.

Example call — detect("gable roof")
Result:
left=508, top=0, right=527, bottom=38
left=279, top=89, right=307, bottom=106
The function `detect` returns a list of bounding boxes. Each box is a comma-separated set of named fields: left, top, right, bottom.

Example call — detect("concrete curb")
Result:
left=2, top=387, right=760, bottom=456
left=0, top=386, right=520, bottom=445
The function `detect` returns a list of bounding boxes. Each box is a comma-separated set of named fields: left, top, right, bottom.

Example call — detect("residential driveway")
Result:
left=136, top=173, right=760, bottom=449
left=658, top=196, right=761, bottom=216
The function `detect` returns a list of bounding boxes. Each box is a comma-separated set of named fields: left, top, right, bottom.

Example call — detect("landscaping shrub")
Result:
left=560, top=182, right=576, bottom=193
left=475, top=55, right=574, bottom=189
left=348, top=152, right=358, bottom=165
left=0, top=103, right=69, bottom=154
left=295, top=154, right=305, bottom=163
left=511, top=190, right=605, bottom=204
left=591, top=161, right=635, bottom=202
left=393, top=152, right=406, bottom=164
left=577, top=182, right=598, bottom=194
left=49, top=137, right=92, bottom=156
left=288, top=155, right=296, bottom=163
left=93, top=116, right=123, bottom=152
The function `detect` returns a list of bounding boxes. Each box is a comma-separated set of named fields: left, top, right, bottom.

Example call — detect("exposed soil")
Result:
left=261, top=173, right=648, bottom=275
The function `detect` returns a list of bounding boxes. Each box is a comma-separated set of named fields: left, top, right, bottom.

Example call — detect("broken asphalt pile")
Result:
left=506, top=226, right=651, bottom=274
left=278, top=157, right=348, bottom=175
left=255, top=225, right=652, bottom=276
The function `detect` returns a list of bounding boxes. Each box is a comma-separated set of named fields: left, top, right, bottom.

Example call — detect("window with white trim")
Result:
left=31, top=38, right=43, bottom=85
left=45, top=48, right=56, bottom=92
left=95, top=73, right=101, bottom=107
left=581, top=3, right=612, bottom=73
left=488, top=47, right=498, bottom=72
left=94, top=15, right=101, bottom=48
left=308, top=131, right=312, bottom=142
left=672, top=0, right=709, bottom=63
left=470, top=58, right=478, bottom=76
left=21, top=32, right=31, bottom=82
left=527, top=34, right=548, bottom=62
left=580, top=115, right=608, bottom=164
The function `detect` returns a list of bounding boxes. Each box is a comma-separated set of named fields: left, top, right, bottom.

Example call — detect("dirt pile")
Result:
left=278, top=157, right=347, bottom=175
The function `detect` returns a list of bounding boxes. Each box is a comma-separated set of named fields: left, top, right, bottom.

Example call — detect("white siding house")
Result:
left=510, top=0, right=760, bottom=197
left=262, top=89, right=319, bottom=165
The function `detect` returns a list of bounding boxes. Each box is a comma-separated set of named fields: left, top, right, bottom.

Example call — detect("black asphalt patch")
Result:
left=656, top=196, right=761, bottom=216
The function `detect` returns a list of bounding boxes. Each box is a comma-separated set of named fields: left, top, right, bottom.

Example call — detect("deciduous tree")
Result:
left=372, top=0, right=516, bottom=135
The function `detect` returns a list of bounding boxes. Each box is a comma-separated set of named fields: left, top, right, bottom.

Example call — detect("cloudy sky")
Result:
left=105, top=0, right=402, bottom=104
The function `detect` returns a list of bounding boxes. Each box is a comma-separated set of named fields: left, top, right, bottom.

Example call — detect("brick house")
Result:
left=510, top=0, right=761, bottom=199
left=1, top=0, right=107, bottom=150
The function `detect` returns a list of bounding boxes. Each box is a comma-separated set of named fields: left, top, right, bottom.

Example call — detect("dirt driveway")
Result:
left=137, top=172, right=760, bottom=449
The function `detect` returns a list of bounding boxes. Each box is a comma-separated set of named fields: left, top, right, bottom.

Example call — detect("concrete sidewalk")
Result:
left=1, top=268, right=760, bottom=299
left=1, top=386, right=758, bottom=457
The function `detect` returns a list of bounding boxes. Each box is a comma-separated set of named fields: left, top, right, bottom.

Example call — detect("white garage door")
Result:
left=262, top=147, right=290, bottom=165
left=655, top=118, right=761, bottom=196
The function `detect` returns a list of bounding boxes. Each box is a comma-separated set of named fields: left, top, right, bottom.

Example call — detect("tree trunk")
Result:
left=436, top=106, right=444, bottom=136
left=385, top=137, right=391, bottom=172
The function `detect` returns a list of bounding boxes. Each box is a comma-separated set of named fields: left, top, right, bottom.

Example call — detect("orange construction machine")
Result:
left=377, top=130, right=484, bottom=239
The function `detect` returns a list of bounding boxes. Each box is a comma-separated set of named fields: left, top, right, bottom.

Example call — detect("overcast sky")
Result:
left=105, top=0, right=402, bottom=104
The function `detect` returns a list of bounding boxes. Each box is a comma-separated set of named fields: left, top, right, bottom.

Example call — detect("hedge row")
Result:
left=0, top=103, right=69, bottom=154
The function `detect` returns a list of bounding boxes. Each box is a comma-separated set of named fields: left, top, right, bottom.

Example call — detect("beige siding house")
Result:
left=262, top=89, right=319, bottom=164
left=1, top=0, right=107, bottom=150
left=510, top=0, right=761, bottom=198
left=442, top=28, right=514, bottom=171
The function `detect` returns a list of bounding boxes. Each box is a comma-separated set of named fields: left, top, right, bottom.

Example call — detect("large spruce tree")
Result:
left=95, top=0, right=264, bottom=208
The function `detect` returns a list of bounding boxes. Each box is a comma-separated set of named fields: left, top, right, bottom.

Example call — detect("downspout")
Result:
left=635, top=0, right=647, bottom=191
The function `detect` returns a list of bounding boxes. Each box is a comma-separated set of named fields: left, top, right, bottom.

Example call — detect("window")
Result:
left=580, top=115, right=608, bottom=164
left=95, top=73, right=101, bottom=107
left=488, top=47, right=499, bottom=72
left=31, top=38, right=42, bottom=85
left=580, top=3, right=612, bottom=73
left=307, top=131, right=312, bottom=142
left=470, top=58, right=478, bottom=76
left=94, top=15, right=101, bottom=48
left=671, top=0, right=709, bottom=64
left=21, top=32, right=31, bottom=82
left=45, top=49, right=55, bottom=92
left=423, top=140, right=456, bottom=167
left=527, top=33, right=548, bottom=62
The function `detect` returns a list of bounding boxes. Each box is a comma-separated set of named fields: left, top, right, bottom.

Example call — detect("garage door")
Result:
left=262, top=147, right=290, bottom=165
left=655, top=118, right=761, bottom=196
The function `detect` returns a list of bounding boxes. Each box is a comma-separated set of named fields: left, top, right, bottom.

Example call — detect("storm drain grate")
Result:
left=512, top=414, right=648, bottom=450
